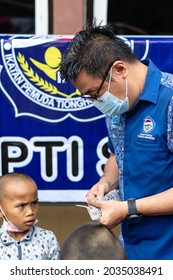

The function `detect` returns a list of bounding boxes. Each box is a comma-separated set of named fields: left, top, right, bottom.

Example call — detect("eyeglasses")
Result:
left=81, top=64, right=112, bottom=101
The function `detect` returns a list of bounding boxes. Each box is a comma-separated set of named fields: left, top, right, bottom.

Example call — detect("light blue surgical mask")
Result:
left=93, top=68, right=129, bottom=116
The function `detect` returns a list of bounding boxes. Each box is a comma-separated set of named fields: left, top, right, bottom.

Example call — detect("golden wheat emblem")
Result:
left=17, top=52, right=80, bottom=98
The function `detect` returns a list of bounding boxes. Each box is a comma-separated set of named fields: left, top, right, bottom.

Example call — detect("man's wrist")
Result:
left=127, top=198, right=142, bottom=223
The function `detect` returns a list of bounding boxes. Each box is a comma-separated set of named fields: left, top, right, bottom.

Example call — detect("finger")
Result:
left=85, top=194, right=95, bottom=204
left=87, top=197, right=103, bottom=208
left=97, top=183, right=107, bottom=198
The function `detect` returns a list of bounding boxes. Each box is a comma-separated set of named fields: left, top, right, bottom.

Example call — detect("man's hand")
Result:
left=86, top=198, right=128, bottom=229
left=85, top=180, right=110, bottom=202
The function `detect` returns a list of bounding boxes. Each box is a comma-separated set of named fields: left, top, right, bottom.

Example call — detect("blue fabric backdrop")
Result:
left=0, top=35, right=173, bottom=201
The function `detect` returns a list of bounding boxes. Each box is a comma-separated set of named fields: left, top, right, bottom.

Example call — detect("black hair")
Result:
left=60, top=221, right=127, bottom=260
left=59, top=22, right=137, bottom=83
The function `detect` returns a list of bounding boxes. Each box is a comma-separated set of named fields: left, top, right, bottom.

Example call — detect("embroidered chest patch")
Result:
left=138, top=116, right=156, bottom=140
left=143, top=116, right=155, bottom=133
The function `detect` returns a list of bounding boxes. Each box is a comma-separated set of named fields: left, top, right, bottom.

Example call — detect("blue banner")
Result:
left=0, top=35, right=173, bottom=202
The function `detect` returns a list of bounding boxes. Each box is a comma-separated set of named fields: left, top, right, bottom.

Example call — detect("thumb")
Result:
left=87, top=197, right=103, bottom=208
left=87, top=198, right=103, bottom=220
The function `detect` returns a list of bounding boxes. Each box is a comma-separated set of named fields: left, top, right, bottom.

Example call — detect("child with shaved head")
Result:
left=0, top=172, right=60, bottom=260
left=60, top=221, right=127, bottom=260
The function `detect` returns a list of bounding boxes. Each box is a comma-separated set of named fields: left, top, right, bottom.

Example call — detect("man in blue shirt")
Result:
left=59, top=22, right=173, bottom=259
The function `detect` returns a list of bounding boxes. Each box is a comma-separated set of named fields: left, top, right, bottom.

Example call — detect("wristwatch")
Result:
left=127, top=198, right=142, bottom=223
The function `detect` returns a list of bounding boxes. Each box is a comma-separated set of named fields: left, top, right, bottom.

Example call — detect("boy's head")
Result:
left=0, top=173, right=39, bottom=232
left=60, top=221, right=127, bottom=260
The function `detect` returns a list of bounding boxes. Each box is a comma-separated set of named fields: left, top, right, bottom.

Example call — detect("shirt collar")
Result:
left=139, top=58, right=162, bottom=104
left=0, top=226, right=35, bottom=245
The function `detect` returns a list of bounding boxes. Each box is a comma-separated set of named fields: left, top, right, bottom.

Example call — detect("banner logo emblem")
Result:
left=0, top=37, right=103, bottom=122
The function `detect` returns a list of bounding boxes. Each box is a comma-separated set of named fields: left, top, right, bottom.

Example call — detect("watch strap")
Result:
left=127, top=198, right=138, bottom=215
left=127, top=198, right=142, bottom=223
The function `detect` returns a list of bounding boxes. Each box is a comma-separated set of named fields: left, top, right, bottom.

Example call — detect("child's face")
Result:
left=0, top=178, right=39, bottom=231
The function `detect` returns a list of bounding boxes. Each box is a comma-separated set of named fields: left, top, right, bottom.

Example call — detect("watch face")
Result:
left=128, top=214, right=142, bottom=223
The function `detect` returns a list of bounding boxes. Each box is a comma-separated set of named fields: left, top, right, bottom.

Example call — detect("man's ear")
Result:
left=112, top=61, right=128, bottom=78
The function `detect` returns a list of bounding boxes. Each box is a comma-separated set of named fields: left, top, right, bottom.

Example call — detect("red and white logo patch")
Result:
left=143, top=117, right=155, bottom=133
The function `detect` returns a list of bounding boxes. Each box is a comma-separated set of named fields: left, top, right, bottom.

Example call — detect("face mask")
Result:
left=0, top=207, right=38, bottom=232
left=93, top=68, right=129, bottom=117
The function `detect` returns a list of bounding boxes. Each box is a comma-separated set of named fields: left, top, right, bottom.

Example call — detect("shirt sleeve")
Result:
left=167, top=96, right=173, bottom=152
left=108, top=135, right=114, bottom=153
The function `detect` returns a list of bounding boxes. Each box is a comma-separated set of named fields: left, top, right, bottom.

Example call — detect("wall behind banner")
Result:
left=37, top=204, right=120, bottom=246
left=0, top=203, right=121, bottom=246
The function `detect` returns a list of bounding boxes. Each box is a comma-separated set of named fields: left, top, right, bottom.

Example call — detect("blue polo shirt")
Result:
left=106, top=59, right=173, bottom=259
